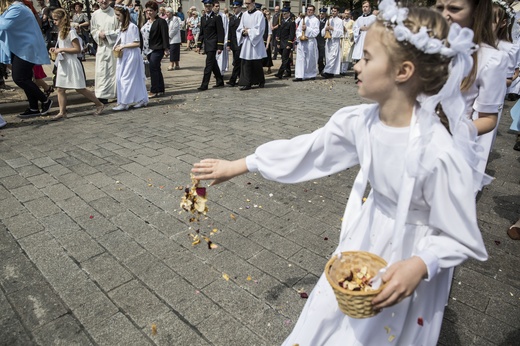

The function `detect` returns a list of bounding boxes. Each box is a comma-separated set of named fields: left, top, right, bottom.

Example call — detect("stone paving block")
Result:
left=23, top=196, right=61, bottom=218
left=109, top=280, right=170, bottom=328
left=89, top=196, right=127, bottom=219
left=32, top=313, right=93, bottom=346
left=89, top=147, right=114, bottom=159
left=197, top=309, right=268, bottom=346
left=248, top=250, right=308, bottom=288
left=82, top=253, right=133, bottom=291
left=449, top=281, right=490, bottom=313
left=485, top=297, right=520, bottom=329
left=0, top=316, right=35, bottom=346
left=57, top=171, right=89, bottom=189
left=89, top=312, right=152, bottom=346
left=145, top=311, right=211, bottom=346
left=0, top=174, right=30, bottom=190
left=16, top=165, right=45, bottom=178
left=72, top=291, right=119, bottom=330
left=68, top=162, right=100, bottom=177
left=7, top=282, right=68, bottom=330
left=0, top=165, right=18, bottom=178
left=5, top=157, right=32, bottom=169
left=288, top=248, right=328, bottom=278
left=68, top=149, right=107, bottom=166
left=248, top=228, right=302, bottom=260
left=40, top=213, right=81, bottom=238
left=0, top=253, right=41, bottom=294
left=40, top=183, right=76, bottom=202
left=27, top=173, right=59, bottom=189
left=0, top=225, right=22, bottom=260
left=111, top=210, right=158, bottom=244
left=56, top=229, right=105, bottom=263
left=94, top=163, right=128, bottom=177
left=10, top=185, right=45, bottom=203
left=97, top=229, right=146, bottom=265
left=72, top=183, right=108, bottom=203
left=83, top=172, right=116, bottom=188
left=0, top=197, right=26, bottom=219
left=55, top=156, right=83, bottom=169
left=3, top=212, right=44, bottom=239
left=163, top=249, right=220, bottom=289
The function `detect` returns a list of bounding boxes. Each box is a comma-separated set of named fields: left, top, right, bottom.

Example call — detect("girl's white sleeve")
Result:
left=416, top=149, right=488, bottom=281
left=246, top=105, right=368, bottom=183
left=473, top=50, right=508, bottom=114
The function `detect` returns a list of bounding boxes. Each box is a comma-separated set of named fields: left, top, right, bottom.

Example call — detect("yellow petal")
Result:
left=151, top=324, right=157, bottom=335
left=222, top=273, right=230, bottom=281
left=247, top=275, right=252, bottom=281
left=230, top=213, right=237, bottom=221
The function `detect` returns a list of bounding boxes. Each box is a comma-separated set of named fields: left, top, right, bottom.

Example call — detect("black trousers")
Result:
left=272, top=30, right=279, bottom=58
left=11, top=54, right=46, bottom=110
left=229, top=49, right=241, bottom=83
left=317, top=43, right=326, bottom=73
left=276, top=46, right=291, bottom=77
left=147, top=50, right=165, bottom=93
left=201, top=50, right=223, bottom=88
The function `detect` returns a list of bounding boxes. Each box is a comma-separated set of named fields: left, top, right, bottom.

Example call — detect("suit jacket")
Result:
left=317, top=17, right=327, bottom=48
left=277, top=17, right=295, bottom=50
left=228, top=12, right=243, bottom=51
left=197, top=12, right=224, bottom=52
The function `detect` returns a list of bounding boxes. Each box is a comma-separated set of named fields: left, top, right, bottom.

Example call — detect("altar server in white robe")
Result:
left=90, top=0, right=119, bottom=103
left=351, top=1, right=376, bottom=71
left=214, top=0, right=229, bottom=73
left=321, top=6, right=343, bottom=78
left=294, top=5, right=320, bottom=81
left=236, top=0, right=267, bottom=90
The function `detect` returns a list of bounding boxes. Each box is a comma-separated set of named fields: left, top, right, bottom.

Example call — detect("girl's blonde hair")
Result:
left=53, top=8, right=72, bottom=40
left=374, top=7, right=452, bottom=130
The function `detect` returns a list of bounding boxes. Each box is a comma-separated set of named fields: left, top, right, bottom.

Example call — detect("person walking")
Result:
left=166, top=7, right=181, bottom=71
left=226, top=1, right=243, bottom=86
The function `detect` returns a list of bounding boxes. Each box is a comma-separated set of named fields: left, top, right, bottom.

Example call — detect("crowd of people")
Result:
left=0, top=1, right=519, bottom=229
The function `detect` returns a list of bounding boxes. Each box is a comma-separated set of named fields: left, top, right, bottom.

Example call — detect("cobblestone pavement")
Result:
left=0, top=50, right=519, bottom=346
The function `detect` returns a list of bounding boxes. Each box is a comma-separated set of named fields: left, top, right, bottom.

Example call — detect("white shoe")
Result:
left=133, top=100, right=148, bottom=109
left=112, top=104, right=129, bottom=111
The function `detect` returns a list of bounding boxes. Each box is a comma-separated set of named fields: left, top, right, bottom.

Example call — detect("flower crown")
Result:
left=493, top=0, right=516, bottom=20
left=378, top=0, right=476, bottom=58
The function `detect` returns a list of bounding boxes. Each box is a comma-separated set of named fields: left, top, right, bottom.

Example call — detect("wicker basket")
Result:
left=113, top=50, right=123, bottom=58
left=325, top=251, right=387, bottom=319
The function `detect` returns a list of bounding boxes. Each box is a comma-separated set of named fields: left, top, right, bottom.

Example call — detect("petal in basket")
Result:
left=325, top=251, right=387, bottom=319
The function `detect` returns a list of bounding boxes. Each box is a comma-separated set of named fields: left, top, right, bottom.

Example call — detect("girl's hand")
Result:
left=54, top=48, right=61, bottom=53
left=114, top=45, right=123, bottom=52
left=372, top=256, right=427, bottom=310
left=192, top=158, right=248, bottom=186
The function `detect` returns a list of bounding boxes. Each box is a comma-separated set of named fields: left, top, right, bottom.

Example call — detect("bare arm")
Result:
left=192, top=158, right=249, bottom=185
left=473, top=113, right=498, bottom=136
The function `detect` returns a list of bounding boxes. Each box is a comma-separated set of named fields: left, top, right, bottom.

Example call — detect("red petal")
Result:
left=196, top=187, right=206, bottom=197
left=89, top=215, right=94, bottom=219
left=494, top=240, right=501, bottom=246
left=417, top=317, right=423, bottom=326
left=300, top=292, right=309, bottom=299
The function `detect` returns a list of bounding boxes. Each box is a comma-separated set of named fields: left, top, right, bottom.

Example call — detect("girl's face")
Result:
left=434, top=0, right=474, bottom=29
left=353, top=28, right=397, bottom=103
left=115, top=11, right=123, bottom=22
left=52, top=15, right=63, bottom=27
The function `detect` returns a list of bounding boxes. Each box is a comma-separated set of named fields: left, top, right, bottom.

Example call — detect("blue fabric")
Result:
left=511, top=99, right=520, bottom=132
left=129, top=8, right=138, bottom=25
left=0, top=3, right=50, bottom=65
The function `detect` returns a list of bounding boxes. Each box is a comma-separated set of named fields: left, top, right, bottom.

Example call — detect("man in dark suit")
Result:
left=316, top=7, right=328, bottom=75
left=226, top=1, right=243, bottom=86
left=196, top=0, right=225, bottom=91
left=274, top=7, right=295, bottom=79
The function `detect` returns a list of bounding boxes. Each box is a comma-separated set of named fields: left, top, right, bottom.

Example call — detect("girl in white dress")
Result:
left=435, top=0, right=508, bottom=188
left=112, top=5, right=149, bottom=110
left=192, top=2, right=487, bottom=345
left=50, top=8, right=104, bottom=120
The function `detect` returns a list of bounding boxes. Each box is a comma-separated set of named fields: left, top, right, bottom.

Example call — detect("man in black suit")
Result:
left=226, top=1, right=244, bottom=86
left=274, top=7, right=295, bottom=79
left=316, top=7, right=328, bottom=75
left=196, top=0, right=225, bottom=91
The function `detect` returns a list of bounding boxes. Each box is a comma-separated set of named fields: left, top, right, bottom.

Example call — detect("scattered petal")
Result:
left=211, top=228, right=218, bottom=234
left=222, top=273, right=230, bottom=281
left=230, top=213, right=237, bottom=221
left=151, top=324, right=157, bottom=335
left=510, top=292, right=514, bottom=296
left=362, top=197, right=367, bottom=202
left=159, top=185, right=165, bottom=189
left=148, top=184, right=153, bottom=187
left=209, top=243, right=218, bottom=249
left=269, top=193, right=273, bottom=197
left=89, top=215, right=94, bottom=219
left=388, top=335, right=395, bottom=342
left=324, top=237, right=328, bottom=241
left=300, top=292, right=309, bottom=299
left=384, top=326, right=391, bottom=334
left=284, top=319, right=292, bottom=326
left=115, top=180, right=121, bottom=184
left=247, top=275, right=252, bottom=281
left=417, top=317, right=424, bottom=326
left=494, top=240, right=501, bottom=245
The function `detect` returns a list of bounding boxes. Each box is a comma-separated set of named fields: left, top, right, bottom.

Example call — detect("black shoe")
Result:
left=44, top=86, right=54, bottom=98
left=321, top=73, right=334, bottom=79
left=226, top=81, right=236, bottom=87
left=197, top=86, right=208, bottom=91
left=239, top=85, right=251, bottom=91
left=41, top=99, right=53, bottom=116
left=274, top=74, right=282, bottom=79
left=283, top=73, right=291, bottom=78
left=340, top=73, right=347, bottom=76
left=514, top=141, right=520, bottom=151
left=306, top=78, right=316, bottom=81
left=258, top=82, right=265, bottom=88
left=213, top=81, right=225, bottom=88
left=293, top=78, right=303, bottom=82
left=97, top=98, right=109, bottom=104
left=18, top=109, right=41, bottom=118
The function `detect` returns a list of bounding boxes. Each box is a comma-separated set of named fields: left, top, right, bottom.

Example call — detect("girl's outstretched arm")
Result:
left=192, top=158, right=248, bottom=186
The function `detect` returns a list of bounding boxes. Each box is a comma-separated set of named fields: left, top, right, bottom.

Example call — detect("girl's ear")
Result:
left=500, top=18, right=508, bottom=29
left=395, top=60, right=415, bottom=84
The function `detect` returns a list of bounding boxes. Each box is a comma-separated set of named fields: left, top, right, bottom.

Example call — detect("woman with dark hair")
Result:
left=140, top=0, right=169, bottom=98
left=71, top=1, right=89, bottom=61
left=112, top=5, right=148, bottom=110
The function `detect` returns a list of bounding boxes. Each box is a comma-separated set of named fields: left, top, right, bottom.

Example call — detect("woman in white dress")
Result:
left=192, top=3, right=487, bottom=345
left=435, top=0, right=508, bottom=188
left=50, top=8, right=104, bottom=120
left=112, top=5, right=149, bottom=110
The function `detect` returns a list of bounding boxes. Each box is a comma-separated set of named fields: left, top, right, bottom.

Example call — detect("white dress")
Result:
left=115, top=23, right=148, bottom=105
left=55, top=29, right=86, bottom=89
left=245, top=104, right=487, bottom=346
left=461, top=44, right=508, bottom=183
left=295, top=15, right=319, bottom=79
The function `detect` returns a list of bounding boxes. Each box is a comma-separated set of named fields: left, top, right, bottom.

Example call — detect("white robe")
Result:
left=351, top=14, right=376, bottom=61
left=461, top=44, right=507, bottom=185
left=341, top=19, right=354, bottom=73
left=237, top=10, right=267, bottom=60
left=322, top=16, right=343, bottom=75
left=90, top=7, right=119, bottom=99
left=115, top=23, right=148, bottom=105
left=217, top=12, right=229, bottom=73
left=245, top=104, right=487, bottom=346
left=295, top=15, right=319, bottom=79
